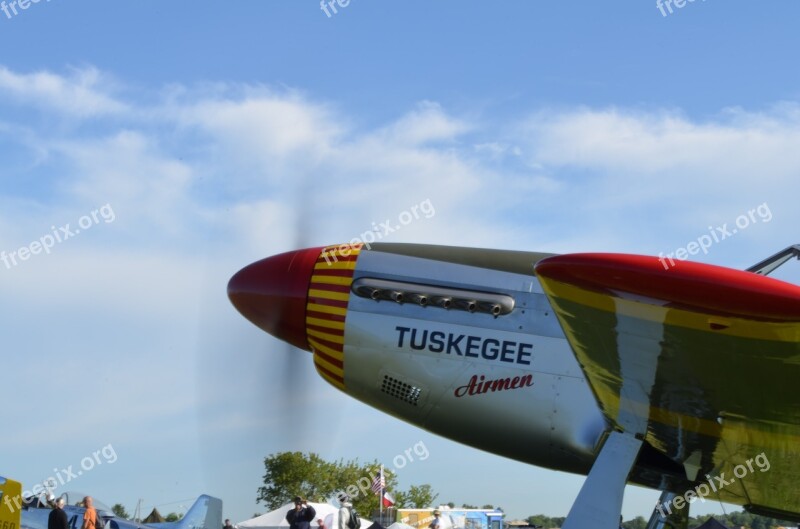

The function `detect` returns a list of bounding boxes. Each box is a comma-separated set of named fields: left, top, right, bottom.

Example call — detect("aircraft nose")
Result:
left=227, top=247, right=324, bottom=351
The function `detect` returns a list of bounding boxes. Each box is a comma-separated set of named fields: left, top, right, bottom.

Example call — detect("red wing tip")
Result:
left=535, top=253, right=800, bottom=322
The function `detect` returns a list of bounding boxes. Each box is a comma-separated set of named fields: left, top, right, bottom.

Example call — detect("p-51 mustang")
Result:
left=227, top=242, right=800, bottom=529
left=0, top=479, right=221, bottom=529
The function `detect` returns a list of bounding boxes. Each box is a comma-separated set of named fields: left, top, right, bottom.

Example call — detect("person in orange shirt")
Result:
left=82, top=497, right=97, bottom=529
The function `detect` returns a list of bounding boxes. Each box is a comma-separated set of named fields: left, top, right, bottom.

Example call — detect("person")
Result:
left=81, top=497, right=97, bottom=529
left=318, top=519, right=327, bottom=529
left=336, top=493, right=352, bottom=529
left=429, top=510, right=441, bottom=529
left=286, top=497, right=316, bottom=529
left=223, top=519, right=235, bottom=529
left=48, top=498, right=69, bottom=529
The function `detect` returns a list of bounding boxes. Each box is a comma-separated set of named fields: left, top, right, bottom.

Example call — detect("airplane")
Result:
left=227, top=242, right=800, bottom=529
left=3, top=484, right=221, bottom=529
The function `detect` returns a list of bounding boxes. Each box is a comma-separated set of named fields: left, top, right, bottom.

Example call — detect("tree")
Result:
left=111, top=504, right=129, bottom=520
left=481, top=505, right=494, bottom=510
left=165, top=514, right=182, bottom=522
left=394, top=485, right=439, bottom=509
left=526, top=515, right=549, bottom=528
left=525, top=515, right=564, bottom=529
left=257, top=452, right=336, bottom=510
left=622, top=516, right=646, bottom=529
left=462, top=505, right=478, bottom=509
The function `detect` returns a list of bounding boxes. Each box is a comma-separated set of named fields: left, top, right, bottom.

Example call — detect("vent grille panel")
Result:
left=381, top=375, right=422, bottom=406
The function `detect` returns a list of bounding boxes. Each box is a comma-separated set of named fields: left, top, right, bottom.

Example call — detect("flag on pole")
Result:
left=382, top=492, right=395, bottom=508
left=371, top=467, right=385, bottom=494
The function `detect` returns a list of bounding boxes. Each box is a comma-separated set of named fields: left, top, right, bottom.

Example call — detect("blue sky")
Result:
left=3, top=0, right=800, bottom=525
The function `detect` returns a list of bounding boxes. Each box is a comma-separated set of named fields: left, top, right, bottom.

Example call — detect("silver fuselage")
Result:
left=340, top=245, right=607, bottom=474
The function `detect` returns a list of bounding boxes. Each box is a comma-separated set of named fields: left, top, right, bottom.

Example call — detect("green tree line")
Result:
left=110, top=504, right=182, bottom=522
left=523, top=512, right=794, bottom=529
left=689, top=512, right=793, bottom=529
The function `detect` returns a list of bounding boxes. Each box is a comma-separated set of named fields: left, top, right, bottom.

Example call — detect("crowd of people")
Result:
left=283, top=493, right=441, bottom=529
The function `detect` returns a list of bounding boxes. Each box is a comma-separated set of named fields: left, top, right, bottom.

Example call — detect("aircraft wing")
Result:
left=534, top=253, right=800, bottom=521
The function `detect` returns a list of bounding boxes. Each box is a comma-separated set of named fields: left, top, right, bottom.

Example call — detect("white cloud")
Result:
left=53, top=130, right=196, bottom=239
left=177, top=92, right=342, bottom=180
left=380, top=100, right=470, bottom=146
left=522, top=105, right=800, bottom=187
left=0, top=65, right=128, bottom=117
left=3, top=66, right=798, bottom=278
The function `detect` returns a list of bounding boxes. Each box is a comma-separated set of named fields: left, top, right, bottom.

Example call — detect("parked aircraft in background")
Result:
left=12, top=487, right=221, bottom=529
left=228, top=242, right=800, bottom=529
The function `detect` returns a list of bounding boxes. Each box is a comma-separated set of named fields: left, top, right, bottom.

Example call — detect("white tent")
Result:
left=238, top=502, right=341, bottom=529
